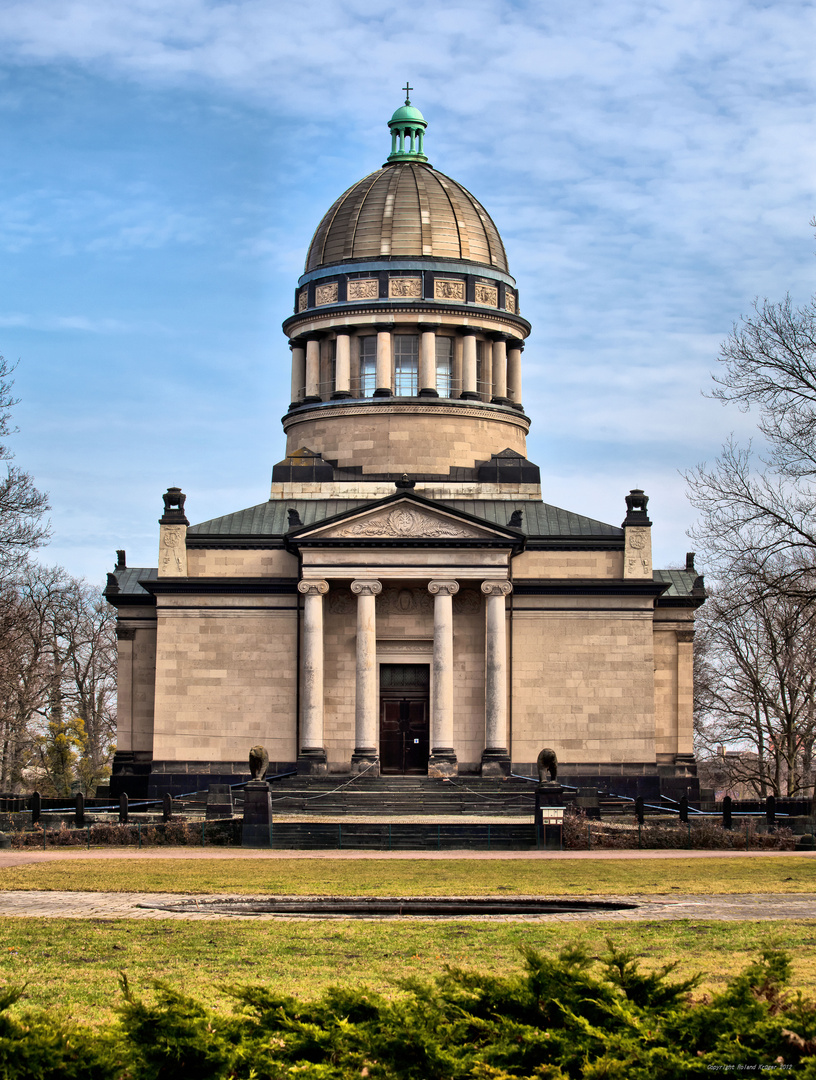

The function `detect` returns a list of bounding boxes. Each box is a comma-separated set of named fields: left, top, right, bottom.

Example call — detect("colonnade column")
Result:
left=350, top=580, right=382, bottom=774
left=461, top=331, right=479, bottom=400
left=428, top=580, right=459, bottom=777
left=480, top=580, right=513, bottom=777
left=297, top=579, right=329, bottom=774
left=418, top=324, right=438, bottom=397
left=374, top=327, right=393, bottom=397
left=304, top=335, right=321, bottom=402
left=289, top=340, right=306, bottom=407
left=491, top=334, right=508, bottom=403
left=332, top=332, right=352, bottom=399
left=507, top=340, right=523, bottom=407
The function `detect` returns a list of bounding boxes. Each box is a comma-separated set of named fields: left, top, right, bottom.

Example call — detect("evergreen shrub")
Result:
left=1, top=945, right=815, bottom=1077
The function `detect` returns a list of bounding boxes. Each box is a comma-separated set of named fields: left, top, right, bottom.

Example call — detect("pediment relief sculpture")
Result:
left=326, top=506, right=488, bottom=540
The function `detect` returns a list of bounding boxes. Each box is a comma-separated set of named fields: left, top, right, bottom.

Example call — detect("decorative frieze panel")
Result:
left=330, top=585, right=482, bottom=616
left=379, top=587, right=433, bottom=615
left=388, top=277, right=422, bottom=298
left=347, top=278, right=379, bottom=301
left=475, top=283, right=498, bottom=307
left=334, top=506, right=486, bottom=539
left=434, top=279, right=465, bottom=301
left=297, top=288, right=308, bottom=312
left=505, top=291, right=517, bottom=314
left=315, top=282, right=339, bottom=306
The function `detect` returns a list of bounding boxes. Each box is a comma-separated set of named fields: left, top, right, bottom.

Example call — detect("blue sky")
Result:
left=1, top=0, right=814, bottom=580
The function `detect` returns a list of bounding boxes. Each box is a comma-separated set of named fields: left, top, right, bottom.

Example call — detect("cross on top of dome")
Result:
left=387, top=84, right=429, bottom=165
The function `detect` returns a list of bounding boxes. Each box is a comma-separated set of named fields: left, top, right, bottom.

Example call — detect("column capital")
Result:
left=417, top=322, right=441, bottom=333
left=489, top=331, right=511, bottom=343
left=351, top=580, right=382, bottom=596
left=460, top=328, right=477, bottom=337
left=289, top=339, right=304, bottom=350
left=481, top=580, right=513, bottom=597
left=428, top=580, right=459, bottom=597
left=298, top=579, right=329, bottom=596
left=334, top=328, right=351, bottom=338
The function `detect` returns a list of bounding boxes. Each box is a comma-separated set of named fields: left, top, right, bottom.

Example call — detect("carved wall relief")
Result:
left=474, top=283, right=498, bottom=307
left=378, top=587, right=433, bottom=615
left=159, top=525, right=187, bottom=576
left=328, top=589, right=354, bottom=614
left=388, top=277, right=422, bottom=298
left=315, top=282, right=339, bottom=306
left=346, top=278, right=379, bottom=301
left=434, top=279, right=465, bottom=301
left=505, top=291, right=517, bottom=313
left=453, top=589, right=481, bottom=614
left=297, top=288, right=308, bottom=312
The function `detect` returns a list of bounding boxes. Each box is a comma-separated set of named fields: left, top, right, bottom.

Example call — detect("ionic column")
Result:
left=507, top=341, right=523, bottom=407
left=289, top=340, right=306, bottom=407
left=491, top=335, right=508, bottom=403
left=461, top=331, right=479, bottom=400
left=480, top=580, right=513, bottom=776
left=374, top=329, right=393, bottom=397
left=297, top=579, right=329, bottom=773
left=350, top=580, right=382, bottom=774
left=428, top=580, right=459, bottom=777
left=332, top=332, right=352, bottom=399
left=418, top=324, right=438, bottom=397
left=304, top=336, right=321, bottom=401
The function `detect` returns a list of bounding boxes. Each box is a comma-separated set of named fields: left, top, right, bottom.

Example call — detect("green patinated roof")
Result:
left=109, top=567, right=157, bottom=597
left=653, top=568, right=704, bottom=599
left=187, top=498, right=622, bottom=541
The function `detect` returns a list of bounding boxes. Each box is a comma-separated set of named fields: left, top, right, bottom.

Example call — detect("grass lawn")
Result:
left=0, top=855, right=815, bottom=895
left=1, top=916, right=815, bottom=1026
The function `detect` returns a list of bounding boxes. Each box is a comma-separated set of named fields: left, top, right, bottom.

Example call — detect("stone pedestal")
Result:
left=241, top=780, right=273, bottom=848
left=535, top=782, right=564, bottom=850
left=206, top=784, right=234, bottom=819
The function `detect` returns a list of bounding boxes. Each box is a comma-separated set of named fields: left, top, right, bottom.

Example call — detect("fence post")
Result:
left=722, top=796, right=732, bottom=830
left=766, top=795, right=776, bottom=833
left=31, top=790, right=41, bottom=825
left=679, top=796, right=688, bottom=823
left=75, top=793, right=85, bottom=828
left=162, top=793, right=172, bottom=822
left=635, top=797, right=644, bottom=825
left=86, top=824, right=90, bottom=849
left=119, top=793, right=128, bottom=824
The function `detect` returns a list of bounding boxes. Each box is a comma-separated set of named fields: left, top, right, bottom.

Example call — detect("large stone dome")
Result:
left=305, top=163, right=509, bottom=274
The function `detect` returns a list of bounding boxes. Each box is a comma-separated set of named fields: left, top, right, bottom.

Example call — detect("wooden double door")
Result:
left=379, top=663, right=430, bottom=775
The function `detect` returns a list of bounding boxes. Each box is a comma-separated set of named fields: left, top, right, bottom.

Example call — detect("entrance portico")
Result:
left=290, top=491, right=521, bottom=777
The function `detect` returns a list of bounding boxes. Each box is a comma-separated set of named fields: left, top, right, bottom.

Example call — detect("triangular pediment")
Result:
left=294, top=496, right=515, bottom=543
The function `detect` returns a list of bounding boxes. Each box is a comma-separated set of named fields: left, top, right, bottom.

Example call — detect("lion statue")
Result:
left=536, top=747, right=558, bottom=783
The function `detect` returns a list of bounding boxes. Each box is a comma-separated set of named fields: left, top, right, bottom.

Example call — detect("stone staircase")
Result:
left=243, top=774, right=540, bottom=818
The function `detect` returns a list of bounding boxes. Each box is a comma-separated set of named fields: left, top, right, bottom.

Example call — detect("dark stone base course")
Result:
left=111, top=753, right=700, bottom=802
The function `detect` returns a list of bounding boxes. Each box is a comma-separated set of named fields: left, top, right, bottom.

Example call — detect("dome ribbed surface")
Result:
left=305, top=164, right=508, bottom=274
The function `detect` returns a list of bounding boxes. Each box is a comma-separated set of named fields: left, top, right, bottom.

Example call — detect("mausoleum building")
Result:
left=106, top=95, right=704, bottom=800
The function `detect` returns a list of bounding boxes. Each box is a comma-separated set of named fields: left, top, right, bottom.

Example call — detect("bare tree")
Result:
left=686, top=293, right=816, bottom=597
left=0, top=356, right=49, bottom=574
left=0, top=566, right=116, bottom=794
left=693, top=567, right=816, bottom=798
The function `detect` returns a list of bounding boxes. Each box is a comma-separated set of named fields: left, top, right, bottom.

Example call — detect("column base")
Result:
left=510, top=402, right=525, bottom=412
left=459, top=391, right=481, bottom=401
left=302, top=394, right=322, bottom=405
left=490, top=395, right=510, bottom=406
left=428, top=750, right=458, bottom=779
left=331, top=390, right=353, bottom=400
left=480, top=749, right=511, bottom=778
left=241, top=780, right=272, bottom=848
left=418, top=387, right=439, bottom=397
left=373, top=387, right=392, bottom=398
left=350, top=751, right=380, bottom=777
left=297, top=749, right=328, bottom=775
